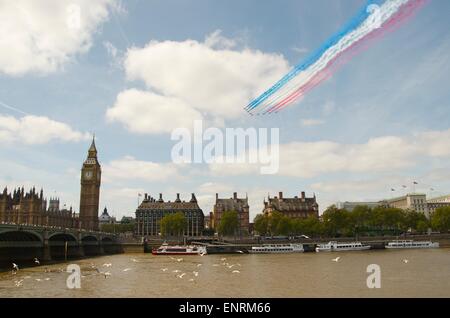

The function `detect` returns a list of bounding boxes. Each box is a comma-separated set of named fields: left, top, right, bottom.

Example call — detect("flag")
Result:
left=430, top=188, right=435, bottom=191
left=391, top=188, right=395, bottom=192
left=402, top=185, right=407, bottom=188
left=413, top=181, right=418, bottom=185
left=138, top=193, right=142, bottom=197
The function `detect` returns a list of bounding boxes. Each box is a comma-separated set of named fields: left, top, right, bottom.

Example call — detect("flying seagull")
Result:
left=123, top=268, right=132, bottom=272
left=332, top=257, right=341, bottom=262
left=161, top=268, right=168, bottom=272
left=34, top=258, right=40, bottom=265
left=232, top=270, right=240, bottom=274
left=103, top=263, right=112, bottom=267
left=403, top=259, right=409, bottom=264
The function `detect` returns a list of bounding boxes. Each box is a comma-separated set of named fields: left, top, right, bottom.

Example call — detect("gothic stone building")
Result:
left=0, top=138, right=101, bottom=231
left=213, top=192, right=250, bottom=236
left=263, top=192, right=319, bottom=219
left=135, top=193, right=204, bottom=237
left=79, top=138, right=101, bottom=231
left=0, top=187, right=79, bottom=228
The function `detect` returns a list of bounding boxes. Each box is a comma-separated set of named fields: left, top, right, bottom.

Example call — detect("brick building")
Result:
left=135, top=193, right=204, bottom=237
left=213, top=192, right=250, bottom=236
left=263, top=191, right=319, bottom=219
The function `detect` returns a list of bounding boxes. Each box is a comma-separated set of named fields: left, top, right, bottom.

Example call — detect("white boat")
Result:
left=152, top=243, right=207, bottom=255
left=250, top=244, right=304, bottom=254
left=315, top=241, right=371, bottom=252
left=385, top=240, right=439, bottom=249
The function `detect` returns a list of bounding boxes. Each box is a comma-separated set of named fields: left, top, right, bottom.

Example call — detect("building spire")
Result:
left=88, top=134, right=97, bottom=158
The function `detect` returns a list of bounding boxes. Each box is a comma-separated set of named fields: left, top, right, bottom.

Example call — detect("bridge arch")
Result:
left=0, top=230, right=43, bottom=242
left=48, top=232, right=77, bottom=242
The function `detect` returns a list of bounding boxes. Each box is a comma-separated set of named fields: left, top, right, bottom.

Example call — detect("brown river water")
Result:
left=0, top=249, right=449, bottom=298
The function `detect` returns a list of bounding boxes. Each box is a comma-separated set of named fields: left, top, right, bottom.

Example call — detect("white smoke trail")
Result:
left=252, top=0, right=410, bottom=114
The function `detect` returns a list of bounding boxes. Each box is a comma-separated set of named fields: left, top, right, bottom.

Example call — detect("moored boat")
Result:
left=250, top=244, right=304, bottom=254
left=315, top=241, right=371, bottom=252
left=385, top=240, right=439, bottom=249
left=152, top=243, right=207, bottom=255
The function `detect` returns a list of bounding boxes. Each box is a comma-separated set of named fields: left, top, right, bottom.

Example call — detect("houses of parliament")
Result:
left=0, top=138, right=101, bottom=231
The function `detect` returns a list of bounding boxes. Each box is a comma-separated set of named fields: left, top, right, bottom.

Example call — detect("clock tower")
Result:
left=79, top=137, right=101, bottom=231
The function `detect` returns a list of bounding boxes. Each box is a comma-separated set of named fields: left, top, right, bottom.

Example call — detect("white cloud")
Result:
left=106, top=89, right=203, bottom=134
left=0, top=0, right=117, bottom=76
left=207, top=129, right=450, bottom=178
left=102, top=156, right=180, bottom=183
left=107, top=31, right=290, bottom=134
left=0, top=115, right=90, bottom=144
left=301, top=118, right=325, bottom=127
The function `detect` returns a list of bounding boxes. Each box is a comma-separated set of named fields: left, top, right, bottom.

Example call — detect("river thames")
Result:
left=0, top=249, right=449, bottom=297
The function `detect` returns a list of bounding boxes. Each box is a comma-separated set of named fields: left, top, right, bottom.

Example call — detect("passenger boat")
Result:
left=385, top=240, right=439, bottom=249
left=250, top=244, right=304, bottom=254
left=315, top=241, right=371, bottom=252
left=152, top=243, right=207, bottom=255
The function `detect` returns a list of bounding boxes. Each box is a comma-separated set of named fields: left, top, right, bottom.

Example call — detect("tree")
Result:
left=253, top=214, right=269, bottom=235
left=218, top=211, right=239, bottom=236
left=404, top=210, right=428, bottom=232
left=268, top=211, right=283, bottom=235
left=276, top=216, right=292, bottom=236
left=431, top=207, right=450, bottom=232
left=160, top=212, right=187, bottom=237
left=321, top=206, right=351, bottom=237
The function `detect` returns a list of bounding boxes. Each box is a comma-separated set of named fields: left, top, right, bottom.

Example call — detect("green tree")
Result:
left=160, top=212, right=187, bottom=237
left=322, top=205, right=351, bottom=237
left=275, top=216, right=292, bottom=236
left=218, top=211, right=239, bottom=236
left=404, top=210, right=428, bottom=232
left=100, top=223, right=134, bottom=233
left=431, top=207, right=450, bottom=232
left=253, top=214, right=269, bottom=236
left=268, top=211, right=283, bottom=235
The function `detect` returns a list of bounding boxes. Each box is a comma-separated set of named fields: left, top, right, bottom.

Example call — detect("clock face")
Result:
left=84, top=171, right=93, bottom=179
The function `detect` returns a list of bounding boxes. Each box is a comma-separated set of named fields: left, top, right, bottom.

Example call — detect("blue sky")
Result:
left=1, top=0, right=449, bottom=221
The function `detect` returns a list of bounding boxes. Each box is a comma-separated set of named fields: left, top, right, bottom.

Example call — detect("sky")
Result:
left=1, top=0, right=450, bottom=221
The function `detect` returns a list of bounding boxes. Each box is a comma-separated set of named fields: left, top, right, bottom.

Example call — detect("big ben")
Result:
left=79, top=137, right=101, bottom=231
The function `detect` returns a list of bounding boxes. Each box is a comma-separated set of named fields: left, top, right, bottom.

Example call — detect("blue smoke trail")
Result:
left=246, top=0, right=384, bottom=112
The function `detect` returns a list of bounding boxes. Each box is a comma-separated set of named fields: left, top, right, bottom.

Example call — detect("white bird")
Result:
left=131, top=258, right=138, bottom=263
left=161, top=268, right=168, bottom=272
left=189, top=278, right=194, bottom=282
left=23, top=276, right=31, bottom=279
left=403, top=259, right=409, bottom=264
left=102, top=263, right=112, bottom=267
left=44, top=278, right=50, bottom=281
left=34, top=258, right=40, bottom=265
left=172, top=269, right=181, bottom=273
left=232, top=270, right=240, bottom=274
left=176, top=258, right=183, bottom=262
left=35, top=278, right=42, bottom=282
left=200, top=252, right=206, bottom=256
left=237, top=250, right=244, bottom=254
left=193, top=271, right=199, bottom=277
left=122, top=268, right=132, bottom=272
left=220, top=258, right=227, bottom=261
left=103, top=272, right=112, bottom=278
left=14, top=280, right=24, bottom=287
left=12, top=263, right=19, bottom=271
left=177, top=273, right=186, bottom=279
left=332, top=257, right=341, bottom=262
left=227, top=264, right=236, bottom=269
left=197, top=264, right=203, bottom=268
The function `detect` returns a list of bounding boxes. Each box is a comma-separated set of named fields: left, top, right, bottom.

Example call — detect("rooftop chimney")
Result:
left=233, top=192, right=237, bottom=200
left=279, top=192, right=283, bottom=200
left=301, top=191, right=306, bottom=200
left=216, top=193, right=219, bottom=201
left=175, top=193, right=181, bottom=203
left=159, top=193, right=163, bottom=202
left=190, top=193, right=197, bottom=203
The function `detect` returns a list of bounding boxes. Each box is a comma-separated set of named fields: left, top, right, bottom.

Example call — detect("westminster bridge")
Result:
left=0, top=223, right=122, bottom=268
